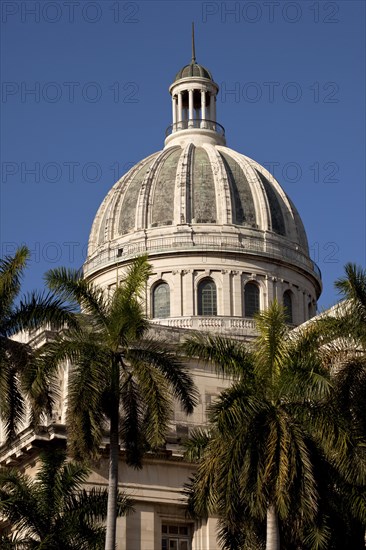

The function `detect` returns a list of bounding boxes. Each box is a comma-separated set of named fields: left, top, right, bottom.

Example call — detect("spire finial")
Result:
left=191, top=22, right=196, bottom=64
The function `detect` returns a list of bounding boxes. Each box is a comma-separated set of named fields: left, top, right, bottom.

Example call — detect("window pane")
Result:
left=283, top=291, right=293, bottom=323
left=198, top=279, right=217, bottom=316
left=162, top=524, right=191, bottom=550
left=153, top=283, right=170, bottom=318
left=244, top=283, right=259, bottom=318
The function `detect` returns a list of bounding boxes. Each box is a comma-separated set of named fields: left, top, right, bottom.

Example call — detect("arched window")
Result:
left=283, top=290, right=293, bottom=324
left=198, top=278, right=217, bottom=316
left=244, top=282, right=260, bottom=318
left=153, top=282, right=170, bottom=319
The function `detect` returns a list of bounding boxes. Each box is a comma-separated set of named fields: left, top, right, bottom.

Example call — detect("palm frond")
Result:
left=108, top=292, right=148, bottom=347
left=127, top=361, right=173, bottom=449
left=254, top=300, right=289, bottom=384
left=0, top=359, right=26, bottom=441
left=303, top=519, right=331, bottom=550
left=0, top=467, right=42, bottom=538
left=119, top=374, right=145, bottom=468
left=64, top=487, right=134, bottom=522
left=335, top=263, right=366, bottom=311
left=67, top=347, right=107, bottom=460
left=0, top=246, right=29, bottom=316
left=45, top=267, right=108, bottom=328
left=0, top=449, right=132, bottom=549
left=118, top=255, right=152, bottom=302
left=182, top=332, right=253, bottom=379
left=183, top=427, right=211, bottom=462
left=333, top=263, right=366, bottom=347
left=127, top=340, right=198, bottom=414
left=208, top=382, right=261, bottom=433
left=217, top=515, right=265, bottom=550
left=4, top=291, right=78, bottom=337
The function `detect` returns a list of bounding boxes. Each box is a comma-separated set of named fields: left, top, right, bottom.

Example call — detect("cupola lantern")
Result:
left=165, top=23, right=226, bottom=147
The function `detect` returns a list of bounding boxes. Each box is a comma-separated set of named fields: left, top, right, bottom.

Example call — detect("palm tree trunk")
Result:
left=266, top=506, right=280, bottom=550
left=105, top=399, right=120, bottom=550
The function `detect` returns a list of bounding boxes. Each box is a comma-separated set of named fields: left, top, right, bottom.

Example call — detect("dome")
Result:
left=88, top=145, right=309, bottom=253
left=174, top=62, right=213, bottom=82
left=84, top=44, right=321, bottom=333
left=85, top=142, right=321, bottom=317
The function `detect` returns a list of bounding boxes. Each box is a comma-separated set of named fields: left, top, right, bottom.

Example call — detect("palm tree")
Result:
left=316, top=264, right=366, bottom=450
left=183, top=301, right=365, bottom=550
left=334, top=263, right=366, bottom=347
left=0, top=447, right=133, bottom=549
left=43, top=255, right=198, bottom=550
left=0, top=246, right=75, bottom=441
left=315, top=263, right=366, bottom=549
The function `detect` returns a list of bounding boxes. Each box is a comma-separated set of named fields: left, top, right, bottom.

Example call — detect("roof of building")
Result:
left=174, top=62, right=213, bottom=82
left=88, top=144, right=309, bottom=253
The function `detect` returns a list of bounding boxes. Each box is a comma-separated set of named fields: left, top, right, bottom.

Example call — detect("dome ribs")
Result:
left=191, top=147, right=216, bottom=224
left=113, top=153, right=159, bottom=237
left=217, top=147, right=269, bottom=232
left=203, top=144, right=232, bottom=225
left=88, top=153, right=159, bottom=255
left=149, top=147, right=182, bottom=228
left=218, top=150, right=256, bottom=227
left=285, top=196, right=309, bottom=253
left=247, top=157, right=309, bottom=252
left=174, top=143, right=193, bottom=225
left=119, top=161, right=152, bottom=235
left=134, top=147, right=178, bottom=231
left=255, top=170, right=286, bottom=237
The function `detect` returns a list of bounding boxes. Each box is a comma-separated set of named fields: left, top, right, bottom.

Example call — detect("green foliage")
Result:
left=183, top=297, right=366, bottom=549
left=42, top=255, right=197, bottom=464
left=0, top=247, right=76, bottom=441
left=42, top=255, right=198, bottom=549
left=0, top=448, right=133, bottom=549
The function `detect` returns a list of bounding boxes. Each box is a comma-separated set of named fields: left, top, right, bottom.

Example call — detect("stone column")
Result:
left=221, top=270, right=231, bottom=316
left=177, top=92, right=183, bottom=129
left=201, top=90, right=206, bottom=127
left=302, top=290, right=307, bottom=323
left=232, top=271, right=242, bottom=316
left=188, top=89, right=194, bottom=127
left=139, top=510, right=155, bottom=550
left=183, top=269, right=194, bottom=316
left=271, top=276, right=278, bottom=304
left=193, top=517, right=220, bottom=550
left=278, top=279, right=284, bottom=304
left=172, top=270, right=182, bottom=317
left=116, top=516, right=127, bottom=549
left=172, top=95, right=177, bottom=127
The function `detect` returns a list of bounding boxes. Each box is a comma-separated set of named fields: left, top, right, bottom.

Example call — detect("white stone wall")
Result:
left=87, top=250, right=318, bottom=330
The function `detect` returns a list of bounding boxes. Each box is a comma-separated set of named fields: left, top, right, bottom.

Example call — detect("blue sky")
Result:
left=1, top=0, right=365, bottom=311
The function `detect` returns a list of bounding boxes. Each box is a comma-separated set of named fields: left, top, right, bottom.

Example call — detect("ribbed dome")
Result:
left=174, top=62, right=213, bottom=82
left=85, top=45, right=321, bottom=327
left=88, top=144, right=309, bottom=255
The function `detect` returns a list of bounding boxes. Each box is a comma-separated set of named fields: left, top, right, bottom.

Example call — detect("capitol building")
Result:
left=0, top=40, right=322, bottom=550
